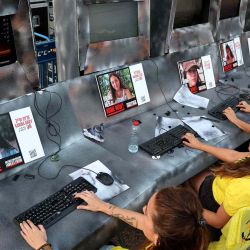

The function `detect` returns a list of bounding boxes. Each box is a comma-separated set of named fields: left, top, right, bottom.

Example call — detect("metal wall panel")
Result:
left=168, top=0, right=215, bottom=53
left=53, top=0, right=79, bottom=81
left=0, top=0, right=19, bottom=16
left=0, top=0, right=39, bottom=102
left=215, top=0, right=248, bottom=41
left=150, top=0, right=173, bottom=57
left=78, top=0, right=150, bottom=74
left=244, top=0, right=250, bottom=32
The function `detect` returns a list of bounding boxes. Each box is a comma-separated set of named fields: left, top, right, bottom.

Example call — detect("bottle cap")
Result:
left=132, top=120, right=140, bottom=126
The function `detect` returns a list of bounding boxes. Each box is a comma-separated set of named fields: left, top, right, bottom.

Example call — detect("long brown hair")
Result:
left=152, top=187, right=208, bottom=250
left=109, top=73, right=127, bottom=102
left=211, top=156, right=250, bottom=178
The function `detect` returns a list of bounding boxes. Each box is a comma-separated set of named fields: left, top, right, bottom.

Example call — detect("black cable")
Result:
left=38, top=163, right=98, bottom=180
left=214, top=81, right=240, bottom=104
left=149, top=59, right=184, bottom=122
left=34, top=89, right=63, bottom=180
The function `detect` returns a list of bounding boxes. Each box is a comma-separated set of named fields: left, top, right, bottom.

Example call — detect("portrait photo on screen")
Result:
left=96, top=67, right=138, bottom=117
left=0, top=113, right=23, bottom=172
left=219, top=40, right=237, bottom=72
left=178, top=58, right=207, bottom=94
left=219, top=37, right=244, bottom=72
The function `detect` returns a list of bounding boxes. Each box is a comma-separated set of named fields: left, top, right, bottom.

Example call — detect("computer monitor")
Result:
left=178, top=55, right=216, bottom=94
left=220, top=0, right=241, bottom=20
left=174, top=0, right=210, bottom=29
left=89, top=2, right=138, bottom=43
left=219, top=37, right=244, bottom=72
left=96, top=67, right=137, bottom=117
left=96, top=64, right=150, bottom=117
left=0, top=113, right=23, bottom=173
left=0, top=16, right=17, bottom=67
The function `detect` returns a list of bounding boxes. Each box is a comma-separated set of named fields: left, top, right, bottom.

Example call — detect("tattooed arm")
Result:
left=75, top=191, right=146, bottom=230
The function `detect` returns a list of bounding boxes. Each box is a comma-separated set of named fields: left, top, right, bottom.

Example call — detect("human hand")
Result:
left=75, top=191, right=107, bottom=212
left=20, top=220, right=47, bottom=250
left=182, top=133, right=202, bottom=149
left=237, top=101, right=250, bottom=113
left=223, top=107, right=237, bottom=122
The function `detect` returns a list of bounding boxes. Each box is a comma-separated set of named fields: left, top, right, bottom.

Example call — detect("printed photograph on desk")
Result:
left=219, top=37, right=244, bottom=72
left=178, top=55, right=216, bottom=94
left=0, top=113, right=23, bottom=173
left=96, top=63, right=150, bottom=117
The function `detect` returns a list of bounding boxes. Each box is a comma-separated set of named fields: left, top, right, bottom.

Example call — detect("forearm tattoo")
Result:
left=108, top=204, right=138, bottom=228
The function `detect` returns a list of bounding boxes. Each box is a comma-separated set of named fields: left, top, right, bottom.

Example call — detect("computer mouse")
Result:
left=96, top=172, right=114, bottom=186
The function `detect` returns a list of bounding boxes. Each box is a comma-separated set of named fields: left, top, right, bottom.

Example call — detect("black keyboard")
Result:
left=208, top=96, right=240, bottom=120
left=139, top=125, right=198, bottom=156
left=14, top=177, right=97, bottom=228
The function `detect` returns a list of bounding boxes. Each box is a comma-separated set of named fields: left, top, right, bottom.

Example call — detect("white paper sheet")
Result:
left=155, top=116, right=183, bottom=137
left=182, top=116, right=225, bottom=141
left=173, top=85, right=209, bottom=109
left=69, top=160, right=129, bottom=200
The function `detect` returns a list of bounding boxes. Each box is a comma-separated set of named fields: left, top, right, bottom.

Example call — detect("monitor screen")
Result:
left=174, top=0, right=210, bottom=29
left=96, top=64, right=150, bottom=117
left=177, top=55, right=216, bottom=94
left=0, top=113, right=23, bottom=173
left=220, top=0, right=241, bottom=20
left=0, top=16, right=17, bottom=67
left=96, top=67, right=138, bottom=117
left=219, top=37, right=244, bottom=72
left=89, top=2, right=138, bottom=43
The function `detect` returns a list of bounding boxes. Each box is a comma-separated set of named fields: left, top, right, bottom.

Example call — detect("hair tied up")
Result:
left=199, top=218, right=206, bottom=227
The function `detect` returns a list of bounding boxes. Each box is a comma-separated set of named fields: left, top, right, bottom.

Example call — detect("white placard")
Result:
left=201, top=55, right=216, bottom=90
left=129, top=63, right=150, bottom=106
left=9, top=107, right=45, bottom=163
left=234, top=37, right=244, bottom=66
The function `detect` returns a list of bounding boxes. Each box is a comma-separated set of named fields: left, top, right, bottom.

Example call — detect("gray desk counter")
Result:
left=0, top=138, right=155, bottom=250
left=1, top=71, right=250, bottom=250
left=101, top=71, right=250, bottom=186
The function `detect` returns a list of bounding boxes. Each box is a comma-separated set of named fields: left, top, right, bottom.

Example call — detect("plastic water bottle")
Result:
left=128, top=120, right=140, bottom=153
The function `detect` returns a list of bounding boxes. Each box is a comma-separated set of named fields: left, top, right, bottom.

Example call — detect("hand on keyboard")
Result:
left=237, top=101, right=250, bottom=113
left=181, top=133, right=202, bottom=150
left=20, top=220, right=48, bottom=250
left=223, top=107, right=238, bottom=122
left=75, top=191, right=107, bottom=212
